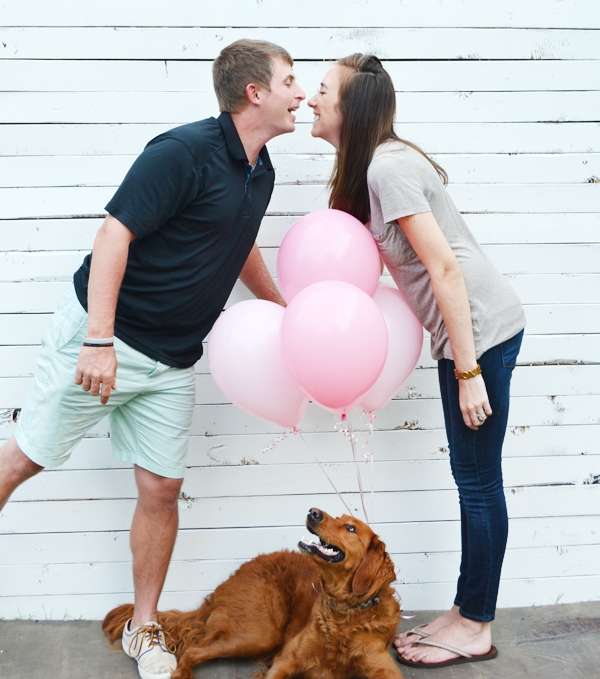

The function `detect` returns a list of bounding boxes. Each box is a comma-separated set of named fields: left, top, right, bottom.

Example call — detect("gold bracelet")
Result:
left=454, top=364, right=482, bottom=380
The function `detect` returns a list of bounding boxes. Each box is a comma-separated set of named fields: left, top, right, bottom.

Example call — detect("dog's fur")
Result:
left=103, top=508, right=403, bottom=679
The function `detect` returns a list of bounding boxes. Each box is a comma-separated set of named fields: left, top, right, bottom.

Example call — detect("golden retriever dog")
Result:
left=103, top=507, right=403, bottom=679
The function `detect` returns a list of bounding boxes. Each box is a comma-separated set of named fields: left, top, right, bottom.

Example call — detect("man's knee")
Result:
left=1, top=437, right=44, bottom=478
left=0, top=438, right=44, bottom=508
left=134, top=465, right=183, bottom=509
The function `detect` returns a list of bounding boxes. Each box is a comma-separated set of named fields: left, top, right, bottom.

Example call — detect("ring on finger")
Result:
left=476, top=413, right=485, bottom=421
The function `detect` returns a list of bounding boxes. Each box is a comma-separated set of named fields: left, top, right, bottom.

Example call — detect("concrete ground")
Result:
left=1, top=602, right=599, bottom=678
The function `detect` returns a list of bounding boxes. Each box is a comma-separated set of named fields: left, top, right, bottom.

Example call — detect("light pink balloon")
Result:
left=207, top=300, right=308, bottom=428
left=360, top=284, right=423, bottom=413
left=277, top=209, right=381, bottom=303
left=281, top=281, right=388, bottom=413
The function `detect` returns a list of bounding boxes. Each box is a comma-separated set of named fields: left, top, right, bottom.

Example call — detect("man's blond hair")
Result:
left=213, top=39, right=293, bottom=113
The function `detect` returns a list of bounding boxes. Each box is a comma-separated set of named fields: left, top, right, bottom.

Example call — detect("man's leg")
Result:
left=0, top=437, right=43, bottom=510
left=119, top=465, right=182, bottom=678
left=130, top=464, right=183, bottom=626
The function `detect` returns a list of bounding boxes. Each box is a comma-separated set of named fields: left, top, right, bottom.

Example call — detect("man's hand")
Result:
left=74, top=346, right=118, bottom=405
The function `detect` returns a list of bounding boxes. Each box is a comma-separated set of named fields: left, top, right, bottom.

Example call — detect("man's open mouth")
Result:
left=298, top=526, right=345, bottom=563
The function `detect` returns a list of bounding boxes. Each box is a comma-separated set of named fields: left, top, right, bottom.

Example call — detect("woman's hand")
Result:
left=458, top=374, right=492, bottom=430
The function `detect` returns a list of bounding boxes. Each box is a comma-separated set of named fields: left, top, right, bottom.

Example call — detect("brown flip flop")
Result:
left=396, top=639, right=498, bottom=669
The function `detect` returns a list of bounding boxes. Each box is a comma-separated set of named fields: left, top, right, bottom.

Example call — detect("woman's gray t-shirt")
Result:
left=367, top=140, right=525, bottom=361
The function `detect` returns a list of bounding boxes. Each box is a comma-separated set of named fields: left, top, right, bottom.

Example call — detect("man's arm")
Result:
left=239, top=242, right=286, bottom=306
left=74, top=214, right=136, bottom=404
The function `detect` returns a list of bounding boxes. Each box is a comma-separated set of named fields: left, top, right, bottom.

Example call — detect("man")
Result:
left=0, top=39, right=305, bottom=679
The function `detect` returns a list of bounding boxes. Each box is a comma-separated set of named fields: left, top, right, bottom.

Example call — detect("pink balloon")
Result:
left=360, top=284, right=423, bottom=412
left=281, top=281, right=388, bottom=413
left=277, top=209, right=381, bottom=303
left=207, top=300, right=308, bottom=428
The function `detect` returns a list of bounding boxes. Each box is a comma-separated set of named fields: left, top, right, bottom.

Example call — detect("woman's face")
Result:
left=307, top=65, right=348, bottom=149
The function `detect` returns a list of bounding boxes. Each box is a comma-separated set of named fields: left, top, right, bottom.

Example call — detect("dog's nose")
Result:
left=308, top=508, right=323, bottom=523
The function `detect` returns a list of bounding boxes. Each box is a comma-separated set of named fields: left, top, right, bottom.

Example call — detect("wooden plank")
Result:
left=508, top=274, right=600, bottom=304
left=523, top=304, right=600, bottom=334
left=2, top=123, right=598, bottom=156
left=3, top=243, right=598, bottom=284
left=0, top=251, right=88, bottom=282
left=0, top=282, right=71, bottom=313
left=3, top=152, right=600, bottom=188
left=517, top=334, right=600, bottom=365
left=2, top=486, right=599, bottom=535
left=2, top=214, right=599, bottom=254
left=1, top=327, right=598, bottom=370
left=3, top=543, right=599, bottom=598
left=399, top=545, right=600, bottom=584
left=463, top=214, right=600, bottom=245
left=1, top=379, right=600, bottom=431
left=2, top=91, right=598, bottom=125
left=2, top=513, right=597, bottom=567
left=0, top=156, right=132, bottom=188
left=7, top=453, right=600, bottom=503
left=0, top=220, right=102, bottom=252
left=383, top=242, right=600, bottom=277
left=0, top=274, right=597, bottom=321
left=3, top=59, right=599, bottom=93
left=192, top=424, right=600, bottom=465
left=2, top=421, right=599, bottom=471
left=1, top=183, right=599, bottom=220
left=273, top=152, right=600, bottom=186
left=0, top=27, right=598, bottom=60
left=404, top=574, right=600, bottom=610
left=484, top=244, right=600, bottom=275
left=5, top=364, right=600, bottom=409
left=186, top=395, right=600, bottom=435
left=2, top=572, right=598, bottom=620
left=2, top=0, right=598, bottom=29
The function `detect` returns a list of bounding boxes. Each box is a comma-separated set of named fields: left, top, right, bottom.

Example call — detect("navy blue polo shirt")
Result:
left=73, top=112, right=275, bottom=368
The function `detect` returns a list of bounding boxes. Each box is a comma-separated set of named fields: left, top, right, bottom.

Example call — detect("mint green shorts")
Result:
left=14, top=285, right=196, bottom=479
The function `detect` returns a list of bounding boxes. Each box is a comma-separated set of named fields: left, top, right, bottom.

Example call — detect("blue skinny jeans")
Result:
left=437, top=329, right=523, bottom=623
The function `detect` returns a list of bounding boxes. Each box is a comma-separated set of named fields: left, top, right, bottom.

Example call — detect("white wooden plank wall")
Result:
left=0, top=0, right=599, bottom=620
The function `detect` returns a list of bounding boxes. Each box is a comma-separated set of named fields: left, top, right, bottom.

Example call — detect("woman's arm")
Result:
left=397, top=212, right=491, bottom=430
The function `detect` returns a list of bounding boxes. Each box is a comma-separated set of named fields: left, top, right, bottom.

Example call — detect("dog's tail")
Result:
left=102, top=603, right=135, bottom=644
left=102, top=595, right=214, bottom=655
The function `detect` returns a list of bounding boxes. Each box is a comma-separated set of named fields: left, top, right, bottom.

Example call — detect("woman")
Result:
left=307, top=55, right=525, bottom=668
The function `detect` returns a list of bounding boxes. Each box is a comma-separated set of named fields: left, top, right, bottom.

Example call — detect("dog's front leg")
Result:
left=262, top=636, right=310, bottom=679
left=358, top=647, right=405, bottom=679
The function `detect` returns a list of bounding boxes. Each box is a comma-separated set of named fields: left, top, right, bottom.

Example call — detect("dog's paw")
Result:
left=172, top=667, right=192, bottom=679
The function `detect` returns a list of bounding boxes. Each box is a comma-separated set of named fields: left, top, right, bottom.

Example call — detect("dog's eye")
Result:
left=345, top=524, right=356, bottom=533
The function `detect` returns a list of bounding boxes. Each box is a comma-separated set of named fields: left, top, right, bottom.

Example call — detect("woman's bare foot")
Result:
left=400, top=614, right=492, bottom=665
left=395, top=605, right=460, bottom=651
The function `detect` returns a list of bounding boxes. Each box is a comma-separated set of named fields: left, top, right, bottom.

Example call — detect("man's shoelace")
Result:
left=130, top=624, right=177, bottom=657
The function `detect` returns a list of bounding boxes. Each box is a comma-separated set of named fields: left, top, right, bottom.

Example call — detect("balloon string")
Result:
left=335, top=413, right=370, bottom=526
left=361, top=411, right=377, bottom=525
left=347, top=417, right=370, bottom=526
left=298, top=430, right=354, bottom=517
left=262, top=429, right=290, bottom=454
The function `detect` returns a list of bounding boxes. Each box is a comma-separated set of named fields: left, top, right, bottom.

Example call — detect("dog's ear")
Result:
left=351, top=535, right=396, bottom=600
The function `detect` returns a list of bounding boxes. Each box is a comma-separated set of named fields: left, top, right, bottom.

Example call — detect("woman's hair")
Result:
left=329, top=54, right=447, bottom=223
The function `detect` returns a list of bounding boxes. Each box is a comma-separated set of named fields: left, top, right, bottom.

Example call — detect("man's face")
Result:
left=260, top=58, right=306, bottom=137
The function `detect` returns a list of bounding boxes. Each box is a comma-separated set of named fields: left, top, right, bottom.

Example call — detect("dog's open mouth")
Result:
left=298, top=527, right=345, bottom=563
